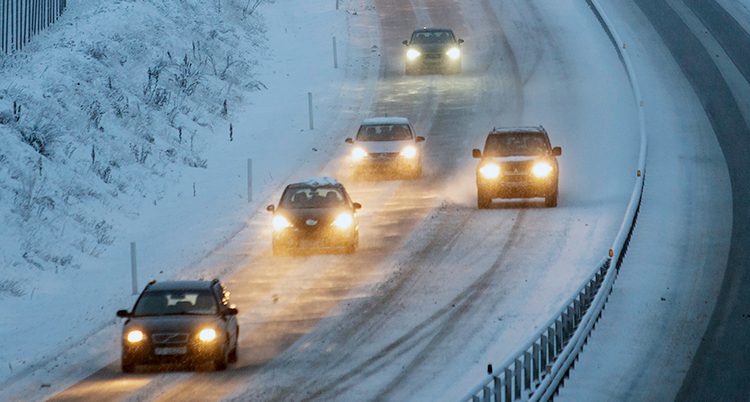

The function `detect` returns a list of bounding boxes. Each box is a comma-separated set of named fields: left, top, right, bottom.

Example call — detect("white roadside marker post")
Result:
left=308, top=92, right=314, bottom=130
left=247, top=158, right=253, bottom=202
left=130, top=242, right=138, bottom=295
left=333, top=36, right=338, bottom=69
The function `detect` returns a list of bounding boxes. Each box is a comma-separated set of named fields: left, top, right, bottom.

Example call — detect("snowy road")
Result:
left=21, top=0, right=640, bottom=401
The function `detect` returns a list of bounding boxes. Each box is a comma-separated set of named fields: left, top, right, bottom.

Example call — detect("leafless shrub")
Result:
left=0, top=280, right=25, bottom=297
left=143, top=63, right=171, bottom=108
left=183, top=155, right=207, bottom=168
left=172, top=54, right=204, bottom=96
left=130, top=143, right=151, bottom=164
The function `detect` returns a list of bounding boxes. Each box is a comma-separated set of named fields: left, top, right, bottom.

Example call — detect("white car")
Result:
left=345, top=117, right=425, bottom=179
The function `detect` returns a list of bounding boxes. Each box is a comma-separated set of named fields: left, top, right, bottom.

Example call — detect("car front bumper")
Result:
left=477, top=175, right=557, bottom=198
left=122, top=339, right=225, bottom=366
left=273, top=226, right=357, bottom=249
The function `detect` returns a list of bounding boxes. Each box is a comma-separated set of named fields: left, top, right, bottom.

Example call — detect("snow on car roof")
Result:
left=489, top=126, right=546, bottom=135
left=293, top=176, right=341, bottom=187
left=361, top=117, right=410, bottom=126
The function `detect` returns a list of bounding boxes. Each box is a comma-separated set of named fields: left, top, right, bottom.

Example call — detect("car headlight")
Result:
left=479, top=163, right=501, bottom=179
left=532, top=162, right=554, bottom=178
left=333, top=212, right=353, bottom=229
left=198, top=328, right=217, bottom=342
left=126, top=330, right=145, bottom=343
left=272, top=215, right=291, bottom=231
left=400, top=145, right=418, bottom=159
left=407, top=48, right=421, bottom=61
left=352, top=147, right=367, bottom=161
left=446, top=47, right=461, bottom=60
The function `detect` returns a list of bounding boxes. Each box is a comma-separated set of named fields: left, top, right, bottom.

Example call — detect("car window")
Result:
left=484, top=133, right=550, bottom=156
left=280, top=187, right=346, bottom=209
left=411, top=31, right=455, bottom=44
left=356, top=124, right=413, bottom=141
left=133, top=290, right=218, bottom=316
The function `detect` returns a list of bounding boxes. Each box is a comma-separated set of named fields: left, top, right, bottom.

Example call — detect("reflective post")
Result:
left=247, top=158, right=252, bottom=202
left=308, top=92, right=314, bottom=130
left=130, top=242, right=138, bottom=295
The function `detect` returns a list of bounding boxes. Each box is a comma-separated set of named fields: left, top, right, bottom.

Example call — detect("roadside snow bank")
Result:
left=0, top=0, right=266, bottom=292
left=0, top=0, right=380, bottom=396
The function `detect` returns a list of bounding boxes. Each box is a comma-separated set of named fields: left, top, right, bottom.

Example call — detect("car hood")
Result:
left=412, top=43, right=455, bottom=53
left=125, top=315, right=222, bottom=334
left=357, top=140, right=412, bottom=154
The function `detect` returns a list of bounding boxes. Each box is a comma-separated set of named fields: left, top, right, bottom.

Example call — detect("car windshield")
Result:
left=280, top=186, right=346, bottom=209
left=133, top=290, right=218, bottom=316
left=356, top=124, right=413, bottom=141
left=484, top=133, right=550, bottom=156
left=411, top=31, right=455, bottom=44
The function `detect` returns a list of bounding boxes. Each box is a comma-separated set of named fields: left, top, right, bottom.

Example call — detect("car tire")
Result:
left=272, top=240, right=285, bottom=256
left=228, top=330, right=238, bottom=363
left=411, top=164, right=423, bottom=179
left=477, top=188, right=491, bottom=209
left=344, top=234, right=358, bottom=254
left=121, top=356, right=136, bottom=373
left=214, top=344, right=229, bottom=371
left=545, top=187, right=559, bottom=208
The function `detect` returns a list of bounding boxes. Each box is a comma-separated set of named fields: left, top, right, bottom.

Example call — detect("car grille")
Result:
left=368, top=152, right=400, bottom=159
left=424, top=53, right=443, bottom=60
left=152, top=333, right=189, bottom=344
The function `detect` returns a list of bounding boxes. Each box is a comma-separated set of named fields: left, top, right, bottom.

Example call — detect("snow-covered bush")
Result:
left=0, top=0, right=270, bottom=293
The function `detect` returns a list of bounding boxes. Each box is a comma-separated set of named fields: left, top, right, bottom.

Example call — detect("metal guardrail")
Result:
left=1, top=0, right=67, bottom=54
left=460, top=0, right=648, bottom=400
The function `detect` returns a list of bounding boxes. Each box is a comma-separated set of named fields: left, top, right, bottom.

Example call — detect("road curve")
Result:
left=46, top=0, right=639, bottom=401
left=630, top=1, right=750, bottom=400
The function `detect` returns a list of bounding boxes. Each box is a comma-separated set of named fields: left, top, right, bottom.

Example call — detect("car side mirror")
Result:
left=402, top=40, right=409, bottom=46
left=225, top=307, right=239, bottom=316
left=117, top=309, right=131, bottom=318
left=352, top=202, right=362, bottom=210
left=266, top=204, right=275, bottom=213
left=458, top=38, right=465, bottom=44
left=345, top=137, right=354, bottom=144
left=415, top=136, right=425, bottom=143
left=551, top=147, right=562, bottom=156
left=472, top=149, right=482, bottom=159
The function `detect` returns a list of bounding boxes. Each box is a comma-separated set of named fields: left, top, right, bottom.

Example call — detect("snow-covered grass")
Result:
left=0, top=0, right=266, bottom=289
left=0, top=0, right=383, bottom=393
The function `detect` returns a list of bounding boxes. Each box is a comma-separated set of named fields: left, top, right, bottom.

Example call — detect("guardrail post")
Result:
left=533, top=342, right=541, bottom=383
left=556, top=319, right=564, bottom=353
left=514, top=359, right=522, bottom=399
left=483, top=386, right=491, bottom=402
left=540, top=334, right=548, bottom=373
left=504, top=368, right=512, bottom=402
left=494, top=376, right=502, bottom=402
left=547, top=327, right=556, bottom=361
left=524, top=351, right=532, bottom=393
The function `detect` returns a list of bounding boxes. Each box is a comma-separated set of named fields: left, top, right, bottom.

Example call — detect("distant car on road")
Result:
left=345, top=117, right=425, bottom=179
left=473, top=127, right=561, bottom=208
left=267, top=177, right=361, bottom=255
left=116, top=279, right=239, bottom=373
left=402, top=27, right=464, bottom=75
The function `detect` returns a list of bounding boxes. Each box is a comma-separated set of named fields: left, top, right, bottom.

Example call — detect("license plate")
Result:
left=155, top=347, right=187, bottom=355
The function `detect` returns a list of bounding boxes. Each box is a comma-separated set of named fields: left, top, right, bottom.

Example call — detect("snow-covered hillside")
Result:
left=0, top=1, right=267, bottom=295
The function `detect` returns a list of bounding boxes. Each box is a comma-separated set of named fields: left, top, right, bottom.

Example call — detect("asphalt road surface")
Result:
left=47, top=0, right=638, bottom=400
